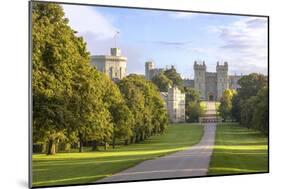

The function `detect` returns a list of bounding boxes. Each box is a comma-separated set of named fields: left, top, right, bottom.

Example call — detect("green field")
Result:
left=208, top=123, right=268, bottom=175
left=200, top=101, right=207, bottom=110
left=32, top=123, right=203, bottom=187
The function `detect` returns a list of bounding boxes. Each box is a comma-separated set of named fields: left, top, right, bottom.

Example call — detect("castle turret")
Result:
left=91, top=47, right=127, bottom=80
left=216, top=61, right=229, bottom=100
left=145, top=61, right=155, bottom=80
left=194, top=61, right=206, bottom=100
left=110, top=48, right=121, bottom=56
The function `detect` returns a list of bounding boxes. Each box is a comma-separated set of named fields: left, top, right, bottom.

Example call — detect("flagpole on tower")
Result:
left=114, top=31, right=120, bottom=48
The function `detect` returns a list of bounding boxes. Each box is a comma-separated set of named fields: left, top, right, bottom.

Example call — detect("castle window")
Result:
left=109, top=67, right=113, bottom=79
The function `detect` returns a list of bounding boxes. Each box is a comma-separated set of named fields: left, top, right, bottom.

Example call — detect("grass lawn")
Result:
left=200, top=101, right=207, bottom=110
left=32, top=123, right=203, bottom=187
left=208, top=123, right=268, bottom=175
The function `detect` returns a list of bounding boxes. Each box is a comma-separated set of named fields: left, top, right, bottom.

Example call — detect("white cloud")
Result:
left=61, top=4, right=145, bottom=74
left=62, top=4, right=118, bottom=40
left=210, top=17, right=268, bottom=75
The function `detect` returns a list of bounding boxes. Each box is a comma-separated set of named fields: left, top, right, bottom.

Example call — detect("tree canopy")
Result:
left=32, top=2, right=100, bottom=154
left=32, top=3, right=169, bottom=154
left=151, top=67, right=184, bottom=92
left=184, top=87, right=204, bottom=122
left=151, top=72, right=172, bottom=92
left=218, top=89, right=236, bottom=121
left=118, top=75, right=168, bottom=143
left=163, top=67, right=183, bottom=88
left=32, top=3, right=129, bottom=154
left=230, top=73, right=268, bottom=135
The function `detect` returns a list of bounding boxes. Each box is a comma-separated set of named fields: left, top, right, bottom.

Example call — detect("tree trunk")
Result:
left=65, top=143, right=71, bottom=152
left=124, top=139, right=129, bottom=145
left=79, top=134, right=83, bottom=153
left=47, top=139, right=56, bottom=155
left=79, top=140, right=83, bottom=152
left=112, top=136, right=116, bottom=149
left=42, top=143, right=47, bottom=154
left=135, top=135, right=139, bottom=143
left=92, top=140, right=97, bottom=151
left=130, top=136, right=134, bottom=144
left=104, top=140, right=108, bottom=150
left=140, top=133, right=144, bottom=141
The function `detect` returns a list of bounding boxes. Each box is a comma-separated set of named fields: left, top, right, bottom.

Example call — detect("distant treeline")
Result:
left=219, top=74, right=268, bottom=135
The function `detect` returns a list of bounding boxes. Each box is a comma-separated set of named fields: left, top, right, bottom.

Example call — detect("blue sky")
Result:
left=62, top=4, right=268, bottom=78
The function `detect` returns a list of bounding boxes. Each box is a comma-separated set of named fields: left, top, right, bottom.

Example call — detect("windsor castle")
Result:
left=91, top=47, right=243, bottom=122
left=146, top=60, right=243, bottom=101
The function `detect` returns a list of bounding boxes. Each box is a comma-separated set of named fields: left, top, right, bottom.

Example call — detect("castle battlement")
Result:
left=193, top=61, right=229, bottom=101
left=216, top=61, right=228, bottom=71
left=206, top=72, right=217, bottom=77
left=145, top=61, right=165, bottom=80
left=194, top=61, right=206, bottom=70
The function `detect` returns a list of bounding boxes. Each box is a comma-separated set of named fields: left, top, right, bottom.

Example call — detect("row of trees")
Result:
left=32, top=3, right=168, bottom=155
left=219, top=73, right=268, bottom=135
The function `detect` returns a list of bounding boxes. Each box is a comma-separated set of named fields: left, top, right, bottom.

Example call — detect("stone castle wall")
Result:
left=91, top=48, right=127, bottom=80
left=160, top=87, right=185, bottom=123
left=194, top=61, right=231, bottom=101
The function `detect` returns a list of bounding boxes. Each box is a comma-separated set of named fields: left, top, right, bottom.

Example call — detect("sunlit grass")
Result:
left=200, top=101, right=207, bottom=110
left=208, top=123, right=268, bottom=175
left=32, top=123, right=203, bottom=187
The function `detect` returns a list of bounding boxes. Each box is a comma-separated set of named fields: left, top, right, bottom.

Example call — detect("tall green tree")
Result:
left=240, top=96, right=257, bottom=129
left=219, top=89, right=236, bottom=121
left=99, top=75, right=134, bottom=149
left=32, top=3, right=111, bottom=154
left=252, top=87, right=269, bottom=135
left=151, top=72, right=172, bottom=92
left=237, top=73, right=267, bottom=99
left=163, top=67, right=184, bottom=90
left=32, top=2, right=82, bottom=154
left=184, top=88, right=203, bottom=122
left=118, top=75, right=168, bottom=143
left=184, top=87, right=200, bottom=103
left=231, top=94, right=240, bottom=121
left=231, top=73, right=268, bottom=134
left=68, top=69, right=112, bottom=152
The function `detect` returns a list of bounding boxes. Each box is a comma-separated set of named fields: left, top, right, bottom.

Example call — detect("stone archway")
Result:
left=208, top=94, right=214, bottom=101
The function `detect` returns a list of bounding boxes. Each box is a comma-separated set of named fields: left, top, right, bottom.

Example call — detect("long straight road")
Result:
left=96, top=123, right=216, bottom=183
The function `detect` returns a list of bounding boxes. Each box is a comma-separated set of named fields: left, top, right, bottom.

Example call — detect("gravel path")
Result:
left=96, top=123, right=216, bottom=183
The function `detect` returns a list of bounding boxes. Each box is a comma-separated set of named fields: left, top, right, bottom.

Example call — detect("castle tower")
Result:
left=91, top=48, right=127, bottom=80
left=145, top=61, right=154, bottom=80
left=216, top=61, right=229, bottom=100
left=110, top=47, right=121, bottom=56
left=164, top=86, right=185, bottom=123
left=194, top=61, right=206, bottom=100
